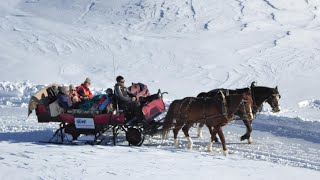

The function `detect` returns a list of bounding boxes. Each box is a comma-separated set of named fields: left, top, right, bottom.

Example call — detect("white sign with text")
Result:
left=74, top=118, right=95, bottom=129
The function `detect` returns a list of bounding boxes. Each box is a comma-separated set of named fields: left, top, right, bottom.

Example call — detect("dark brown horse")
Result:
left=161, top=92, right=253, bottom=156
left=197, top=82, right=281, bottom=144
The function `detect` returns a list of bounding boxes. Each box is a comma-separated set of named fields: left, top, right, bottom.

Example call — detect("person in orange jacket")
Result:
left=76, top=77, right=93, bottom=101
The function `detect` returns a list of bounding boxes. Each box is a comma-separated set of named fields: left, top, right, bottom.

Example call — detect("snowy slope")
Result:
left=0, top=0, right=320, bottom=179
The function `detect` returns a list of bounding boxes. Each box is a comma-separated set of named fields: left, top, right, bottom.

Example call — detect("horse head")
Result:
left=227, top=93, right=254, bottom=121
left=237, top=93, right=254, bottom=121
left=266, top=86, right=281, bottom=113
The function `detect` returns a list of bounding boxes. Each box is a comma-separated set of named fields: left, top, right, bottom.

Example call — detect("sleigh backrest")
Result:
left=142, top=98, right=165, bottom=120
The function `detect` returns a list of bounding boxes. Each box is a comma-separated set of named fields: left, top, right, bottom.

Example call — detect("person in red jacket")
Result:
left=76, top=77, right=93, bottom=101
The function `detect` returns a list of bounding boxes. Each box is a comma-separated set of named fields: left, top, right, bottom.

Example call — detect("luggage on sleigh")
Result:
left=28, top=84, right=61, bottom=123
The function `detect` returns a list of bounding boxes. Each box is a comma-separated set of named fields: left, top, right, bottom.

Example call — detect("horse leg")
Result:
left=197, top=123, right=204, bottom=138
left=182, top=123, right=193, bottom=150
left=198, top=123, right=219, bottom=141
left=216, top=126, right=228, bottom=156
left=207, top=126, right=217, bottom=152
left=240, top=120, right=253, bottom=144
left=211, top=127, right=220, bottom=145
left=173, top=122, right=183, bottom=148
left=248, top=121, right=253, bottom=144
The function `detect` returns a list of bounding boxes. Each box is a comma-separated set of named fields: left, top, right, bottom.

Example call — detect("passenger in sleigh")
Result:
left=49, top=86, right=75, bottom=117
left=69, top=84, right=81, bottom=106
left=114, top=76, right=161, bottom=123
left=73, top=77, right=97, bottom=111
left=128, top=82, right=161, bottom=106
left=76, top=77, right=93, bottom=101
left=97, top=88, right=116, bottom=113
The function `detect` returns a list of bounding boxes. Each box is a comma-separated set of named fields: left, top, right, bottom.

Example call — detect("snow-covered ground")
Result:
left=1, top=0, right=320, bottom=179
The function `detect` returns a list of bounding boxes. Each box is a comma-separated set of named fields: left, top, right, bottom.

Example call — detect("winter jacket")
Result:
left=76, top=84, right=93, bottom=99
left=57, top=93, right=73, bottom=109
left=114, top=84, right=133, bottom=103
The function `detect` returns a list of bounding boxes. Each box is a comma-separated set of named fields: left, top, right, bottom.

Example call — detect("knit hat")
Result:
left=105, top=88, right=113, bottom=95
left=69, top=84, right=76, bottom=90
left=84, top=77, right=91, bottom=84
left=60, top=86, right=69, bottom=94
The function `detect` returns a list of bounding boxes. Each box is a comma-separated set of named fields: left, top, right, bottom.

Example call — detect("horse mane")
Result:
left=225, top=94, right=246, bottom=117
left=251, top=86, right=274, bottom=104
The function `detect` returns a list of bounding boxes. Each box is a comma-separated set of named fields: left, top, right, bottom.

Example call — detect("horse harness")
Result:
left=177, top=91, right=234, bottom=123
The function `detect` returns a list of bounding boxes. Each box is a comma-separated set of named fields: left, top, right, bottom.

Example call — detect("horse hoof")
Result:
left=247, top=137, right=253, bottom=144
left=240, top=136, right=246, bottom=141
left=187, top=137, right=193, bottom=150
left=207, top=142, right=213, bottom=152
left=223, top=149, right=229, bottom=156
left=174, top=139, right=179, bottom=148
left=197, top=128, right=203, bottom=138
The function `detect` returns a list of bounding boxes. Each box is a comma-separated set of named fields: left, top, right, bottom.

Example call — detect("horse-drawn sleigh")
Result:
left=28, top=81, right=281, bottom=156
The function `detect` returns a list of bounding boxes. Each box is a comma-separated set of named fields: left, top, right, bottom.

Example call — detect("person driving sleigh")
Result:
left=114, top=75, right=161, bottom=124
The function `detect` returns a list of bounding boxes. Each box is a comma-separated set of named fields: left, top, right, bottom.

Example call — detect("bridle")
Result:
left=237, top=99, right=254, bottom=121
left=266, top=93, right=280, bottom=111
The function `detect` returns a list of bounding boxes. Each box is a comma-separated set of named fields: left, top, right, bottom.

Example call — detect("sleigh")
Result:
left=29, top=84, right=166, bottom=146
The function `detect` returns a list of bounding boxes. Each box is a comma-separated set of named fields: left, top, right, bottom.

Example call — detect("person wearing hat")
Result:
left=76, top=77, right=93, bottom=101
left=49, top=86, right=73, bottom=116
left=58, top=86, right=73, bottom=109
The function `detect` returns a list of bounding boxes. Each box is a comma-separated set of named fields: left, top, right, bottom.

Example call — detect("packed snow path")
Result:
left=1, top=107, right=319, bottom=171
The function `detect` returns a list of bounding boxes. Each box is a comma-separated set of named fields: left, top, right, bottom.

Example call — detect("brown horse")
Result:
left=197, top=82, right=281, bottom=143
left=161, top=92, right=253, bottom=156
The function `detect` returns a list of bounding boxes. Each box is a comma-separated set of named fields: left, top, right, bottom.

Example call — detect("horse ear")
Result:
left=251, top=81, right=256, bottom=88
left=275, top=86, right=278, bottom=90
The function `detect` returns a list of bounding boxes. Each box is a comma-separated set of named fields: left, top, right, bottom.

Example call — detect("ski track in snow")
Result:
left=262, top=0, right=279, bottom=10
left=1, top=0, right=320, bottom=177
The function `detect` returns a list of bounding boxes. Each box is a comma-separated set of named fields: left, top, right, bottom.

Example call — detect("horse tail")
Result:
left=161, top=100, right=178, bottom=139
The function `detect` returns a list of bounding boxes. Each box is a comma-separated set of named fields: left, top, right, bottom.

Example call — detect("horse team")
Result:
left=161, top=82, right=281, bottom=156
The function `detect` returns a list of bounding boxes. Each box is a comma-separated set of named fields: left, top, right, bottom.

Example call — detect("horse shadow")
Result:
left=232, top=114, right=320, bottom=144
